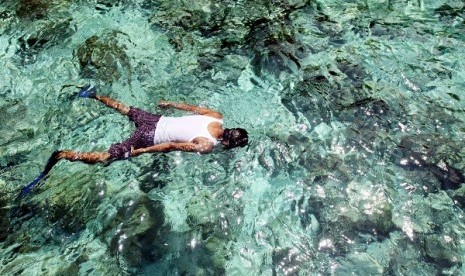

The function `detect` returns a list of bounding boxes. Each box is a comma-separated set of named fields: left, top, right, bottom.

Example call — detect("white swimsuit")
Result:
left=153, top=115, right=223, bottom=145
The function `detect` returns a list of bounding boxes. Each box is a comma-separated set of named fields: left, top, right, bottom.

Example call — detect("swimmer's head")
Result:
left=221, top=128, right=248, bottom=149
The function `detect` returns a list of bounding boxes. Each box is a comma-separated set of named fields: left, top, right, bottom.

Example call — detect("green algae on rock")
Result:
left=16, top=0, right=49, bottom=20
left=76, top=32, right=132, bottom=83
left=15, top=0, right=72, bottom=20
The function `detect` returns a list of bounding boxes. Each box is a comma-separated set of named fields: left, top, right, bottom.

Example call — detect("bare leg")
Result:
left=94, top=95, right=130, bottom=115
left=19, top=150, right=111, bottom=198
left=58, top=150, right=111, bottom=164
left=78, top=85, right=130, bottom=115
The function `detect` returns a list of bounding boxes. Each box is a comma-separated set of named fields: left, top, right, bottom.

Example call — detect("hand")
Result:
left=158, top=100, right=171, bottom=108
left=130, top=147, right=141, bottom=157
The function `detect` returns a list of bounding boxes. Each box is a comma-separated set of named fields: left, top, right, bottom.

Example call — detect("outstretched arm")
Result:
left=131, top=138, right=214, bottom=156
left=158, top=101, right=223, bottom=119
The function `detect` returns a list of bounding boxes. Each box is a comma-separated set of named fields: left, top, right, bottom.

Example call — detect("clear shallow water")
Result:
left=1, top=0, right=465, bottom=275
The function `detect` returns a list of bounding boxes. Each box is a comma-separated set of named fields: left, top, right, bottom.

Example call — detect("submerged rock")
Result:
left=273, top=247, right=306, bottom=275
left=46, top=173, right=104, bottom=233
left=281, top=59, right=375, bottom=126
left=248, top=18, right=303, bottom=77
left=8, top=0, right=75, bottom=64
left=16, top=17, right=74, bottom=64
left=396, top=134, right=465, bottom=190
left=15, top=0, right=73, bottom=20
left=16, top=0, right=49, bottom=20
left=109, top=195, right=168, bottom=269
left=151, top=0, right=310, bottom=76
left=336, top=232, right=441, bottom=275
left=0, top=180, right=11, bottom=241
left=76, top=32, right=132, bottom=83
left=182, top=181, right=238, bottom=273
left=392, top=192, right=457, bottom=239
left=434, top=4, right=465, bottom=25
left=424, top=233, right=461, bottom=268
left=138, top=156, right=174, bottom=193
left=346, top=180, right=394, bottom=232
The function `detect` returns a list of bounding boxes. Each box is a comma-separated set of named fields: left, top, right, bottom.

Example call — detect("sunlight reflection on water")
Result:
left=1, top=0, right=465, bottom=275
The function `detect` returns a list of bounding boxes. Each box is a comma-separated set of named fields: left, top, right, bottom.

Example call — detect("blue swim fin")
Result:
left=78, top=84, right=96, bottom=98
left=19, top=172, right=46, bottom=198
left=18, top=151, right=61, bottom=198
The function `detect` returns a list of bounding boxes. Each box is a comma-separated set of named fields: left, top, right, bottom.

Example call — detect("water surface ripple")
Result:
left=1, top=0, right=465, bottom=275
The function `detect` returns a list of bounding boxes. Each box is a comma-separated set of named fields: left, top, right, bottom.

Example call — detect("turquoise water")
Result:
left=1, top=0, right=465, bottom=275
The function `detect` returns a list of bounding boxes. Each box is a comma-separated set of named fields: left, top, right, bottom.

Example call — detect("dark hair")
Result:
left=222, top=128, right=248, bottom=149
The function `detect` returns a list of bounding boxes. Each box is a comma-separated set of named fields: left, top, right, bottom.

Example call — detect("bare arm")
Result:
left=131, top=138, right=214, bottom=156
left=158, top=101, right=223, bottom=119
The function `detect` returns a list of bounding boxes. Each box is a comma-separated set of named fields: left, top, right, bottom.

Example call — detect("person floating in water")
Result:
left=20, top=85, right=248, bottom=197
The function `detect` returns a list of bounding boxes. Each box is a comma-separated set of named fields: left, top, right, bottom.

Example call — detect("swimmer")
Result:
left=19, top=85, right=248, bottom=197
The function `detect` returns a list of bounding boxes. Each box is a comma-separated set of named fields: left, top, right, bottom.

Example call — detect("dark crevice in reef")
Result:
left=16, top=0, right=49, bottom=20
